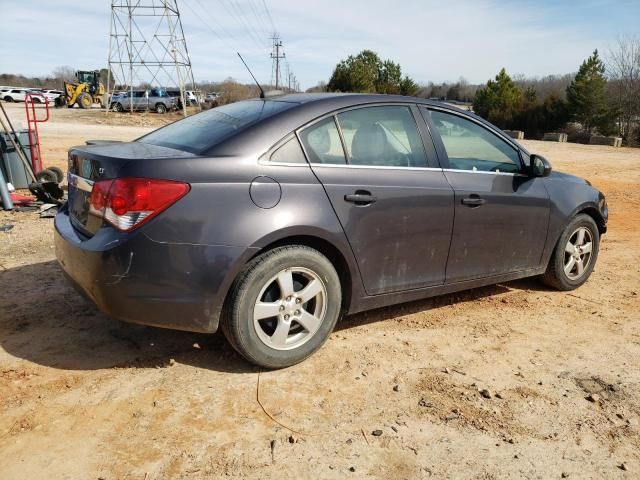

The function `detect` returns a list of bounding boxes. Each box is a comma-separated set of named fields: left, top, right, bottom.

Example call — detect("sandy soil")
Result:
left=0, top=102, right=639, bottom=479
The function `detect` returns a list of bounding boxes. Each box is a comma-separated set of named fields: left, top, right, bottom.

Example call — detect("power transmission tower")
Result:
left=270, top=34, right=285, bottom=90
left=107, top=0, right=197, bottom=116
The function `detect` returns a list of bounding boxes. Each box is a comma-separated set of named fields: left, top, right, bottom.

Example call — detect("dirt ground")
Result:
left=0, top=101, right=639, bottom=479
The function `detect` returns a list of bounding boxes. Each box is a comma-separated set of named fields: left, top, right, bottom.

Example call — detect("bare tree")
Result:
left=52, top=66, right=76, bottom=84
left=606, top=36, right=640, bottom=144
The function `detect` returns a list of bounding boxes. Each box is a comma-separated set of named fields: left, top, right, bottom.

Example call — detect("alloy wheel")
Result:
left=252, top=267, right=327, bottom=351
left=563, top=227, right=593, bottom=280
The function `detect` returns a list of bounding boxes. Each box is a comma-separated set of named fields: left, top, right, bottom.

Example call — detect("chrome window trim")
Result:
left=68, top=173, right=94, bottom=192
left=308, top=163, right=443, bottom=172
left=262, top=161, right=310, bottom=167
left=442, top=168, right=528, bottom=178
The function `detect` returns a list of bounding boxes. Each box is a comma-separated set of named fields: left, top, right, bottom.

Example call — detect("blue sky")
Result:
left=1, top=0, right=639, bottom=88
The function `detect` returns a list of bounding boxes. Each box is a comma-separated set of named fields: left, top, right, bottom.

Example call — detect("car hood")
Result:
left=548, top=170, right=591, bottom=186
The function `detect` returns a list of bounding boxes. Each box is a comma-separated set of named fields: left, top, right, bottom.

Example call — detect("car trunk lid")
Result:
left=67, top=142, right=194, bottom=237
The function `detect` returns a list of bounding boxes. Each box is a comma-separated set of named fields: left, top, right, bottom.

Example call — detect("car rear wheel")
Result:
left=221, top=246, right=342, bottom=368
left=4, top=96, right=13, bottom=102
left=541, top=214, right=600, bottom=290
left=155, top=103, right=167, bottom=114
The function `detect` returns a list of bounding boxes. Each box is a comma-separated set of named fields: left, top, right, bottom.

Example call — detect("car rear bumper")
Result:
left=54, top=205, right=254, bottom=333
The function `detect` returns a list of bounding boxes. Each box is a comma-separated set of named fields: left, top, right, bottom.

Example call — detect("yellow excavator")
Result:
left=55, top=70, right=106, bottom=109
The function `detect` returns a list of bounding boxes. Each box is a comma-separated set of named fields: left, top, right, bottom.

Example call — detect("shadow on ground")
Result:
left=0, top=260, right=549, bottom=373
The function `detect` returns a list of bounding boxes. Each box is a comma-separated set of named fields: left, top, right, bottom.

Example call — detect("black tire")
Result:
left=541, top=214, right=600, bottom=291
left=155, top=103, right=167, bottom=114
left=47, top=166, right=64, bottom=183
left=35, top=169, right=58, bottom=183
left=112, top=102, right=124, bottom=113
left=77, top=92, right=92, bottom=109
left=32, top=97, right=42, bottom=104
left=4, top=96, right=13, bottom=102
left=221, top=245, right=342, bottom=368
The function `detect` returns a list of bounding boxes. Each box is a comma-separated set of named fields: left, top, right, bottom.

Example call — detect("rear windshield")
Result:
left=138, top=99, right=296, bottom=154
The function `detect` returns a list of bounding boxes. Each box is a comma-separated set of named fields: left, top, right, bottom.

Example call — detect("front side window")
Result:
left=299, top=117, right=346, bottom=165
left=336, top=106, right=428, bottom=167
left=425, top=109, right=522, bottom=173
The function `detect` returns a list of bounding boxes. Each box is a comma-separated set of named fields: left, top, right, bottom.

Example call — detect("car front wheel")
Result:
left=222, top=246, right=342, bottom=368
left=542, top=214, right=600, bottom=290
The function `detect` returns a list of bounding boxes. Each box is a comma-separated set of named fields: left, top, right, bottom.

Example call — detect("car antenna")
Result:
left=237, top=52, right=265, bottom=99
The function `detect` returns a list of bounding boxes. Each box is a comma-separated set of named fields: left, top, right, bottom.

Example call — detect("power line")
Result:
left=247, top=0, right=273, bottom=39
left=261, top=0, right=277, bottom=34
left=222, top=0, right=267, bottom=52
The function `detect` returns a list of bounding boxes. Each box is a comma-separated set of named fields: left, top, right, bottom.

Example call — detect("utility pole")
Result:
left=270, top=34, right=285, bottom=90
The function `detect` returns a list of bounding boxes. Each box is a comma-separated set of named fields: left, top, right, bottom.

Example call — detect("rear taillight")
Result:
left=89, top=177, right=190, bottom=232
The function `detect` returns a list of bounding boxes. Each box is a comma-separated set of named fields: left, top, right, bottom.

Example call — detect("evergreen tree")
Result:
left=566, top=50, right=611, bottom=134
left=327, top=50, right=417, bottom=95
left=473, top=68, right=522, bottom=129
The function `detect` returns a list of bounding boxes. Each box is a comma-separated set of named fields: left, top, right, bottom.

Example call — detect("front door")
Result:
left=299, top=105, right=455, bottom=295
left=422, top=107, right=550, bottom=283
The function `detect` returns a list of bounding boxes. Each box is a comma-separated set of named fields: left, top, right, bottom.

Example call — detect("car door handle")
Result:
left=461, top=195, right=486, bottom=207
left=344, top=191, right=377, bottom=205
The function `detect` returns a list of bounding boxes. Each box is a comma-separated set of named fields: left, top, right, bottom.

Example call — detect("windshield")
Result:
left=138, top=99, right=296, bottom=154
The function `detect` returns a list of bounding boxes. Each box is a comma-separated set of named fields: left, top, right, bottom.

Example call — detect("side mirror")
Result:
left=530, top=154, right=552, bottom=177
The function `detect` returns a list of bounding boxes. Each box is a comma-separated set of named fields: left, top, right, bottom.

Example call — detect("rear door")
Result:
left=422, top=107, right=550, bottom=283
left=299, top=104, right=454, bottom=295
left=134, top=91, right=148, bottom=111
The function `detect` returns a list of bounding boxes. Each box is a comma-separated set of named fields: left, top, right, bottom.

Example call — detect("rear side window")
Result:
left=299, top=117, right=347, bottom=164
left=336, top=106, right=428, bottom=167
left=270, top=136, right=307, bottom=164
left=139, top=100, right=296, bottom=154
left=425, top=109, right=522, bottom=173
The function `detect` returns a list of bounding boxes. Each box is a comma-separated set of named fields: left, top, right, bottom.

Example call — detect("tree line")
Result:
left=320, top=37, right=640, bottom=146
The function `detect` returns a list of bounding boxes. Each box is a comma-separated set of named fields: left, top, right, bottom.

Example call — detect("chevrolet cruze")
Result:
left=55, top=93, right=608, bottom=368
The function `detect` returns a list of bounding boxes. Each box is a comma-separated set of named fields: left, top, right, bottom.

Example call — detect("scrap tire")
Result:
left=35, top=169, right=58, bottom=183
left=47, top=166, right=64, bottom=183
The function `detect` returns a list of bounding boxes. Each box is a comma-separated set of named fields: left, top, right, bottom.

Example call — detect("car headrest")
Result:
left=351, top=123, right=388, bottom=164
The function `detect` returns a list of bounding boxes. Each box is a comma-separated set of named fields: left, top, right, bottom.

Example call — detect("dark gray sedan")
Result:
left=55, top=94, right=608, bottom=368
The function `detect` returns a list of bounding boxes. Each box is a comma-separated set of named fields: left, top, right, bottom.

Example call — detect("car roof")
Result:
left=259, top=92, right=472, bottom=115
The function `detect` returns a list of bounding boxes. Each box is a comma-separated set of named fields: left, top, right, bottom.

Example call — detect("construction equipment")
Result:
left=55, top=70, right=106, bottom=109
